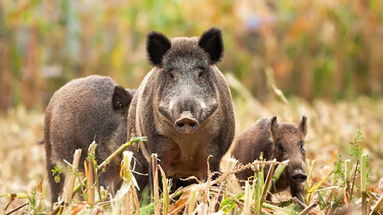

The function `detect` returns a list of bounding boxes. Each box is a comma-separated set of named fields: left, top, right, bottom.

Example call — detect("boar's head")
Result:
left=146, top=28, right=224, bottom=134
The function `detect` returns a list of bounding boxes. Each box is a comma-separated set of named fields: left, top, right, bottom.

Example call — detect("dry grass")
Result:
left=1, top=94, right=383, bottom=214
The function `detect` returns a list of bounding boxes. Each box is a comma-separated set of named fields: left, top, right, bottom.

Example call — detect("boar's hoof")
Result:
left=291, top=169, right=307, bottom=183
left=174, top=116, right=199, bottom=134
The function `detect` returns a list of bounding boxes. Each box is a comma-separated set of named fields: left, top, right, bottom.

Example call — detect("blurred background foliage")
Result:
left=1, top=0, right=383, bottom=111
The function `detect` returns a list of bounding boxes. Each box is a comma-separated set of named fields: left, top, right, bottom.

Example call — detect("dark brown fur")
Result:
left=128, top=28, right=235, bottom=192
left=231, top=116, right=308, bottom=201
left=44, top=75, right=133, bottom=203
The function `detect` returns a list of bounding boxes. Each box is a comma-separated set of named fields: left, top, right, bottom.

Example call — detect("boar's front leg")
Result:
left=147, top=135, right=178, bottom=193
left=290, top=182, right=305, bottom=203
left=209, top=131, right=233, bottom=180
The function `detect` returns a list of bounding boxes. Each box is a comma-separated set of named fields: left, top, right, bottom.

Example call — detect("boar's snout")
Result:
left=291, top=169, right=307, bottom=183
left=174, top=111, right=199, bottom=134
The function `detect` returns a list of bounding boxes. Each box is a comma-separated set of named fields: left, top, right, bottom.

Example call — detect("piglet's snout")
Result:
left=291, top=169, right=307, bottom=183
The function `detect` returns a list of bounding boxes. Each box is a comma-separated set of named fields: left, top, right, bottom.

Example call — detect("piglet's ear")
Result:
left=147, top=31, right=171, bottom=67
left=112, top=86, right=132, bottom=111
left=270, top=116, right=278, bottom=136
left=299, top=116, right=308, bottom=137
left=198, top=27, right=224, bottom=64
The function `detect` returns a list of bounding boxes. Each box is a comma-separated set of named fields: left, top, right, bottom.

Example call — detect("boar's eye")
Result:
left=197, top=66, right=205, bottom=78
left=167, top=70, right=175, bottom=80
left=299, top=141, right=305, bottom=153
left=277, top=143, right=285, bottom=153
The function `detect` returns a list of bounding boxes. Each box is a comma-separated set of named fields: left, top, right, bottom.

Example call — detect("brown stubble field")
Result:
left=1, top=90, right=383, bottom=214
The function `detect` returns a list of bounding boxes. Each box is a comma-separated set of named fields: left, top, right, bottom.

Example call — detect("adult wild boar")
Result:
left=231, top=116, right=308, bottom=201
left=128, top=28, right=235, bottom=190
left=44, top=75, right=133, bottom=203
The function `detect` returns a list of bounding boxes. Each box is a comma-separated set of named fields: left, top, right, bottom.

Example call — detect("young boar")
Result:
left=231, top=116, right=308, bottom=201
left=127, top=28, right=235, bottom=191
left=44, top=75, right=133, bottom=203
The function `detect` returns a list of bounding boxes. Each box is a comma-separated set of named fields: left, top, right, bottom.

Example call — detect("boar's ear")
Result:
left=147, top=31, right=171, bottom=66
left=270, top=116, right=278, bottom=136
left=299, top=116, right=308, bottom=137
left=112, top=86, right=132, bottom=111
left=198, top=27, right=224, bottom=64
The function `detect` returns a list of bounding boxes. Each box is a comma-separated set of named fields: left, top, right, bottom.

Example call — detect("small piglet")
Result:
left=231, top=116, right=308, bottom=201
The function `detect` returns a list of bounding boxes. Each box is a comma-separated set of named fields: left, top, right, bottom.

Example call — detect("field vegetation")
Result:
left=1, top=86, right=383, bottom=214
left=1, top=0, right=383, bottom=214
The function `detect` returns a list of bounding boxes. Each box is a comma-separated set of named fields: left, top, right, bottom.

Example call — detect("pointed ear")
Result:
left=299, top=116, right=308, bottom=137
left=270, top=116, right=278, bottom=136
left=147, top=31, right=171, bottom=66
left=198, top=27, right=224, bottom=64
left=112, top=86, right=132, bottom=111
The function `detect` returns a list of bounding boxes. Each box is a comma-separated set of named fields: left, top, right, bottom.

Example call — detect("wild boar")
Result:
left=231, top=116, right=308, bottom=201
left=44, top=75, right=133, bottom=203
left=127, top=28, right=235, bottom=191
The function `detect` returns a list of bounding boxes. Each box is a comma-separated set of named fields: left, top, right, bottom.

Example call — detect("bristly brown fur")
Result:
left=44, top=75, right=134, bottom=203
